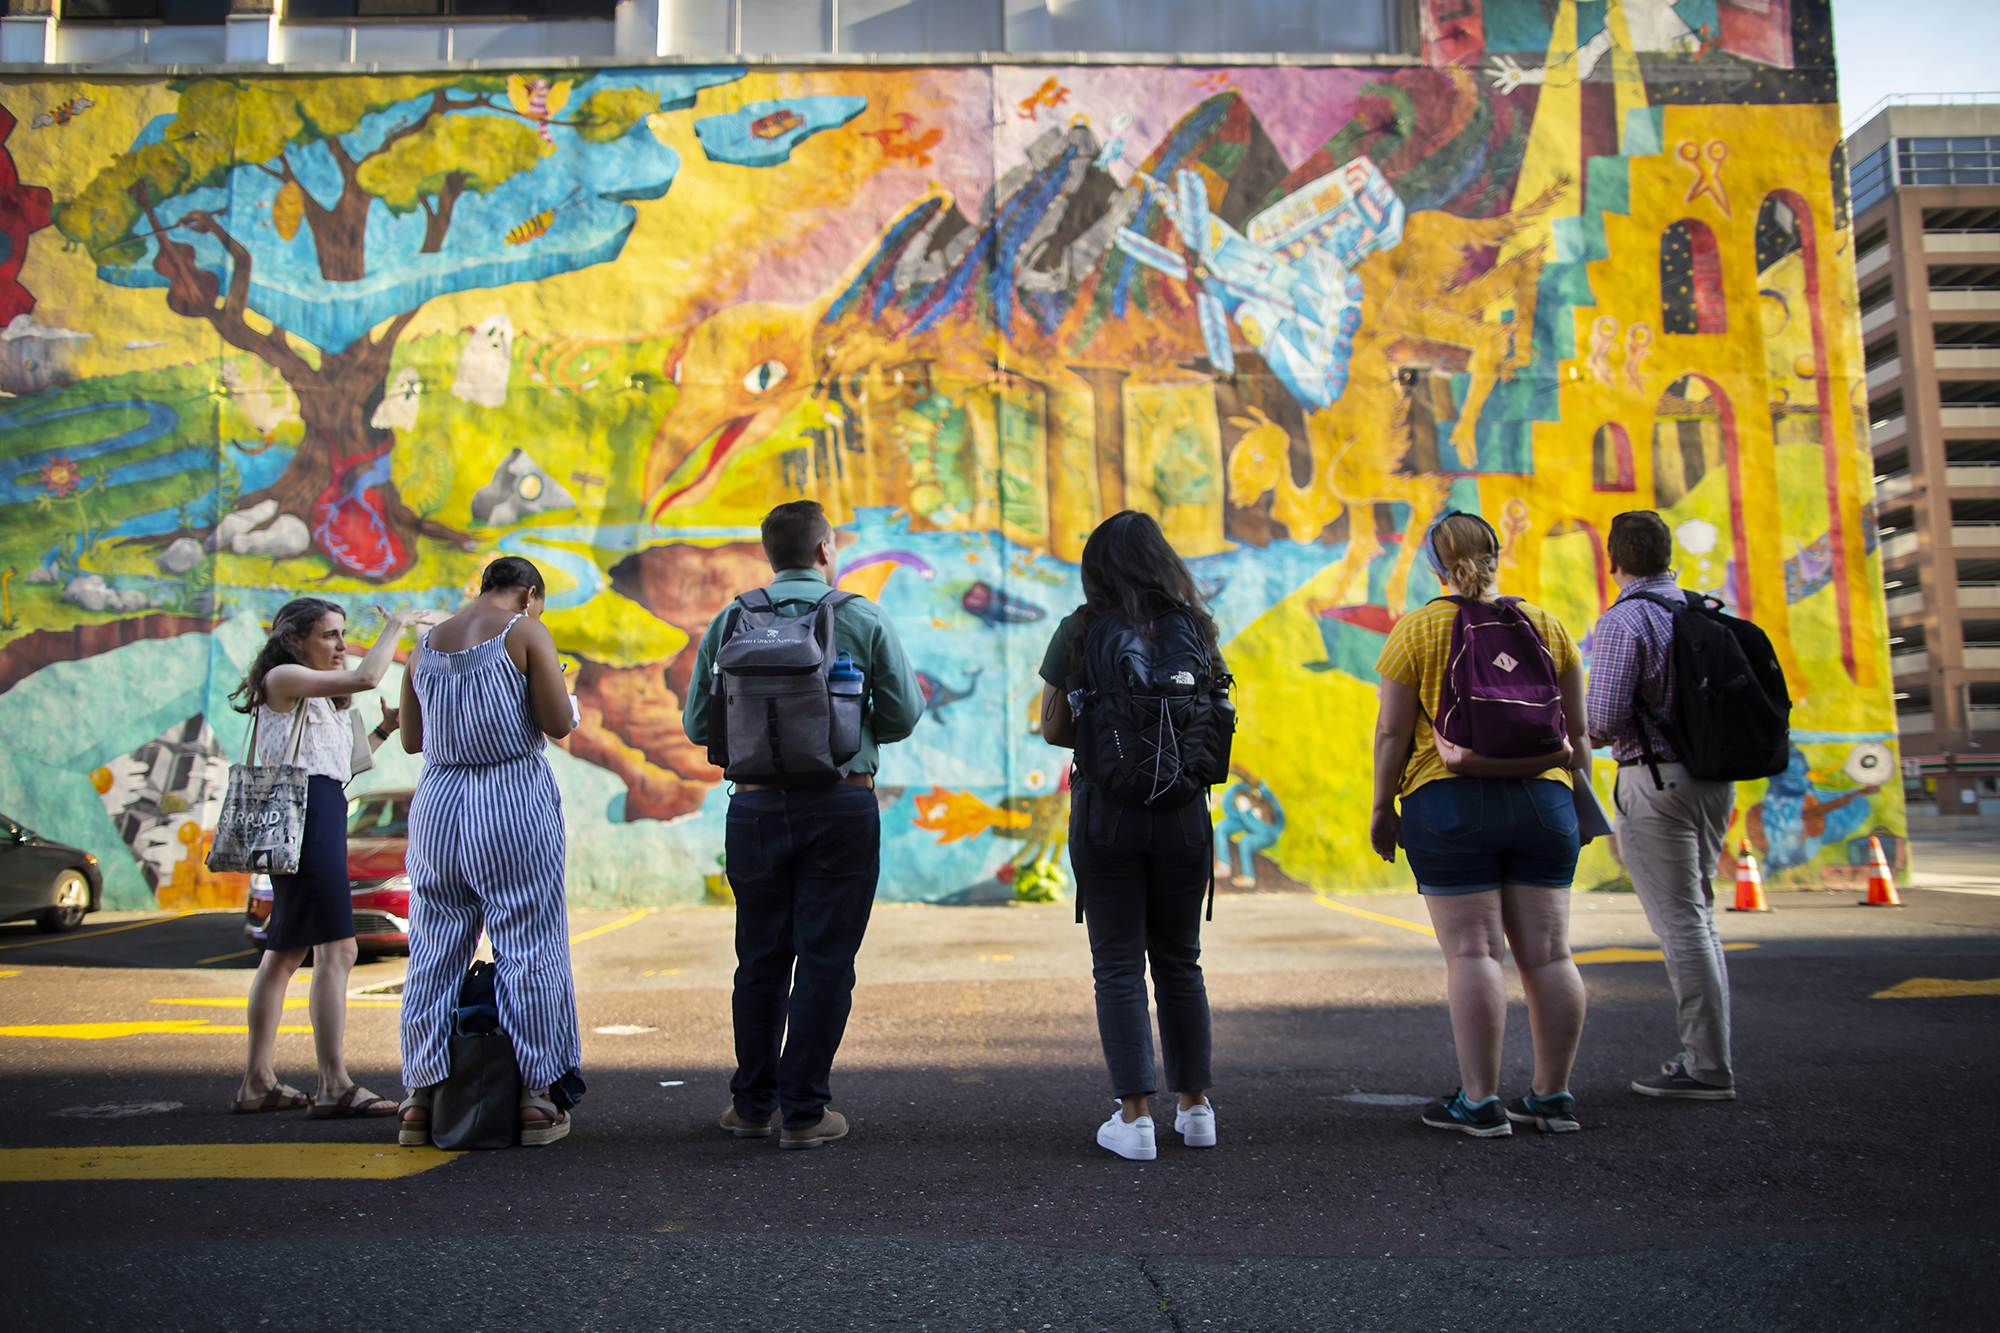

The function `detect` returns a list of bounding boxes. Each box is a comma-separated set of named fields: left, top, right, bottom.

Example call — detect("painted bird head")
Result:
left=645, top=301, right=820, bottom=516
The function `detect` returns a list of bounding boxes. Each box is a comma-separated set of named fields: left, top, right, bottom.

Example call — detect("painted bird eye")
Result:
left=743, top=360, right=787, bottom=395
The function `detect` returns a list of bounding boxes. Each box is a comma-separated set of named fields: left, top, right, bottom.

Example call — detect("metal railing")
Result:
left=1847, top=92, right=2000, bottom=137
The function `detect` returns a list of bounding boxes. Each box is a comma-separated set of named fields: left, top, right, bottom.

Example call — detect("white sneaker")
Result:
left=1096, top=1109, right=1156, bottom=1161
left=1174, top=1099, right=1216, bottom=1148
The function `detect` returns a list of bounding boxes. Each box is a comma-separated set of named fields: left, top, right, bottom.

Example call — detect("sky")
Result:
left=1832, top=0, right=2000, bottom=131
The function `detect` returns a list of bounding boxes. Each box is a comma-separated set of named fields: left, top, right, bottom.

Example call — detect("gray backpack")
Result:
left=707, top=587, right=864, bottom=786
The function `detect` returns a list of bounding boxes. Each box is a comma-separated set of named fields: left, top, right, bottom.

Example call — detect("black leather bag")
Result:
left=430, top=962, right=519, bottom=1151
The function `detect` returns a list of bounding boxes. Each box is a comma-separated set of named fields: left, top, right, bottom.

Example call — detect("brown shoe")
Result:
left=779, top=1109, right=849, bottom=1150
left=719, top=1105, right=775, bottom=1137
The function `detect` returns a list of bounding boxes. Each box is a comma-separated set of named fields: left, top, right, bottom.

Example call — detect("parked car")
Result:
left=243, top=789, right=413, bottom=957
left=0, top=810, right=103, bottom=933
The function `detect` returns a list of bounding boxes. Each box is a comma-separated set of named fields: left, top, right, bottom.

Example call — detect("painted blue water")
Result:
left=101, top=445, right=298, bottom=540
left=0, top=399, right=182, bottom=505
left=500, top=533, right=606, bottom=612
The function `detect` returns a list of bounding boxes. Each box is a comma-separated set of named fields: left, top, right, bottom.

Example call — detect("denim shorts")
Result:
left=1399, top=777, right=1581, bottom=894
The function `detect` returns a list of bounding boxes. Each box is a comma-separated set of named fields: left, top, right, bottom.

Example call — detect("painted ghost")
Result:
left=452, top=314, right=514, bottom=408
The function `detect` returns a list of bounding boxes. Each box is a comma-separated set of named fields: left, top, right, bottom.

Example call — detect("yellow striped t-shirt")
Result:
left=1373, top=598, right=1580, bottom=797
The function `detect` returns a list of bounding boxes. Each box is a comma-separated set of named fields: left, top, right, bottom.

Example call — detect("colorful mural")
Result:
left=0, top=0, right=1901, bottom=908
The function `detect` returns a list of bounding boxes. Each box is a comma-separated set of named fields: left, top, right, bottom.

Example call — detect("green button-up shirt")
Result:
left=681, top=566, right=923, bottom=775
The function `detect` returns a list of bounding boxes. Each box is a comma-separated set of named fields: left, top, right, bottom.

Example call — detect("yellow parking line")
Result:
left=1574, top=943, right=1760, bottom=964
left=1872, top=977, right=2000, bottom=999
left=0, top=971, right=18, bottom=978
left=0, top=912, right=194, bottom=951
left=0, top=1021, right=314, bottom=1039
left=196, top=949, right=258, bottom=965
left=149, top=997, right=399, bottom=1010
left=1313, top=895, right=1437, bottom=938
left=0, top=1143, right=455, bottom=1182
left=570, top=908, right=649, bottom=945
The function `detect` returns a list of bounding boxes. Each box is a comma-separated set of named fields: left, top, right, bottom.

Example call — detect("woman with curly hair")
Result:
left=229, top=598, right=438, bottom=1118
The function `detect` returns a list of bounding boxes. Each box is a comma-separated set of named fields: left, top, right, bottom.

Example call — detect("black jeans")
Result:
left=724, top=783, right=881, bottom=1130
left=1069, top=782, right=1214, bottom=1099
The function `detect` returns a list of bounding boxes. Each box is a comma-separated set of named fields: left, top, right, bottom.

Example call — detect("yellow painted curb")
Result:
left=1574, top=943, right=1760, bottom=964
left=1871, top=977, right=2000, bottom=1000
left=0, top=1143, right=456, bottom=1182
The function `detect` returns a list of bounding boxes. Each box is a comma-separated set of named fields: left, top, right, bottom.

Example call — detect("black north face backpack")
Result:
left=1628, top=590, right=1791, bottom=787
left=1068, top=608, right=1235, bottom=811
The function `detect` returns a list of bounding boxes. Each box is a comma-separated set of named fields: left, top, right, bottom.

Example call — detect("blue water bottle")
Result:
left=828, top=652, right=864, bottom=765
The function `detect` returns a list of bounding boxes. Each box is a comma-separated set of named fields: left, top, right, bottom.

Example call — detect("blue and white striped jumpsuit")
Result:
left=400, top=616, right=579, bottom=1091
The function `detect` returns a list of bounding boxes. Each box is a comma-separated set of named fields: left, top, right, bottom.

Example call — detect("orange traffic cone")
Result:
left=1727, top=839, right=1770, bottom=912
left=1860, top=835, right=1902, bottom=907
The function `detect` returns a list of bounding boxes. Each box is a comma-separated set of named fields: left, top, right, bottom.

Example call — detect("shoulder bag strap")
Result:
left=242, top=708, right=262, bottom=766
left=285, top=698, right=311, bottom=766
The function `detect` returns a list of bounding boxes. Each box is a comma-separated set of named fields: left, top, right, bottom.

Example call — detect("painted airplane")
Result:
left=1111, top=155, right=1405, bottom=412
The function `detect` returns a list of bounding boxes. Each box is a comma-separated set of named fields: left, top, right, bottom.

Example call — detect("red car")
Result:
left=243, top=789, right=413, bottom=958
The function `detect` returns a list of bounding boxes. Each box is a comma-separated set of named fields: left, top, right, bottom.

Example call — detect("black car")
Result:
left=0, top=810, right=104, bottom=932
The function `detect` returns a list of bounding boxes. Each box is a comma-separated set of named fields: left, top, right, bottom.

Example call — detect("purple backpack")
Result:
left=1429, top=596, right=1566, bottom=760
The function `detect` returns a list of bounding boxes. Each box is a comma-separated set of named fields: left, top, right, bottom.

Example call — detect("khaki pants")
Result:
left=1613, top=762, right=1736, bottom=1085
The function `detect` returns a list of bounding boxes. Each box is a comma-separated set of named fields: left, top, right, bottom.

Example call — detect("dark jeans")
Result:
left=724, top=783, right=881, bottom=1130
left=1069, top=782, right=1213, bottom=1099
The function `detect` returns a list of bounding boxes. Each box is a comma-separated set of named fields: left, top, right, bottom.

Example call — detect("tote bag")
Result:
left=206, top=704, right=311, bottom=876
left=431, top=962, right=521, bottom=1151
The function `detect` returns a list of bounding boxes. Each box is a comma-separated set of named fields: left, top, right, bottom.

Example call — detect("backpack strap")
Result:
left=738, top=587, right=775, bottom=612
left=810, top=589, right=858, bottom=668
left=1619, top=590, right=1684, bottom=790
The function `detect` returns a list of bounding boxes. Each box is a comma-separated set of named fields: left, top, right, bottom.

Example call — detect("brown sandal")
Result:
left=311, top=1084, right=398, bottom=1119
left=231, top=1084, right=309, bottom=1114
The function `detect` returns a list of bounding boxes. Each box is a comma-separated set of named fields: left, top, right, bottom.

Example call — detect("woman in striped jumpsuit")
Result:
left=395, top=556, right=581, bottom=1147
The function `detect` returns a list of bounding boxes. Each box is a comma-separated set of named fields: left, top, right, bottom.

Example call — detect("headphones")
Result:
left=1421, top=508, right=1502, bottom=581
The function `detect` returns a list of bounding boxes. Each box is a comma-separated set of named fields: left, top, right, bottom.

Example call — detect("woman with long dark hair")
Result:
left=229, top=598, right=437, bottom=1116
left=394, top=556, right=580, bottom=1147
left=1039, top=511, right=1226, bottom=1161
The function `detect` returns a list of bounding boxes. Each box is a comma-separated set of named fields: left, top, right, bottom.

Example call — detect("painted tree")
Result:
left=59, top=69, right=740, bottom=580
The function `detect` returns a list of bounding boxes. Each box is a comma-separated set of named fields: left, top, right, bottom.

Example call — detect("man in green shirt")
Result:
left=681, top=500, right=921, bottom=1149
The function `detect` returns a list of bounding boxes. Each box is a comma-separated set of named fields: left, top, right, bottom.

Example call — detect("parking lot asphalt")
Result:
left=1, top=857, right=1996, bottom=1331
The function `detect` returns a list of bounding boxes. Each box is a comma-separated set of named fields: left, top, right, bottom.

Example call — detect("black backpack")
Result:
left=1627, top=590, right=1790, bottom=787
left=1068, top=608, right=1235, bottom=811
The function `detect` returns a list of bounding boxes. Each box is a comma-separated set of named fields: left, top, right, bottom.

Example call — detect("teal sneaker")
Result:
left=1420, top=1088, right=1511, bottom=1137
left=1505, top=1090, right=1581, bottom=1133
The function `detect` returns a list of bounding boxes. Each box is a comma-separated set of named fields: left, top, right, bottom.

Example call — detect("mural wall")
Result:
left=0, top=0, right=1905, bottom=909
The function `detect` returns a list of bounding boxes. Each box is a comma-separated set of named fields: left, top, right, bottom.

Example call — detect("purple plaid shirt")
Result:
left=1585, top=574, right=1686, bottom=763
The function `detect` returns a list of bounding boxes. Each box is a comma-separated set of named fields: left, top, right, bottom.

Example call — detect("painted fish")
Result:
left=912, top=787, right=1030, bottom=844
left=915, top=665, right=981, bottom=722
left=961, top=581, right=1045, bottom=626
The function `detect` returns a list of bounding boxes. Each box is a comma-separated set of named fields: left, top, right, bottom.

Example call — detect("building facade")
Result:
left=0, top=0, right=1905, bottom=906
left=1848, top=99, right=2000, bottom=822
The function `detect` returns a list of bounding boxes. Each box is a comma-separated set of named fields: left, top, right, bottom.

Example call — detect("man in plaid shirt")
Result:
left=1586, top=511, right=1738, bottom=1101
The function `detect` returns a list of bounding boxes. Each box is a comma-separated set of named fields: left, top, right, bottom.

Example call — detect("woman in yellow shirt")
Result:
left=1370, top=511, right=1590, bottom=1137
